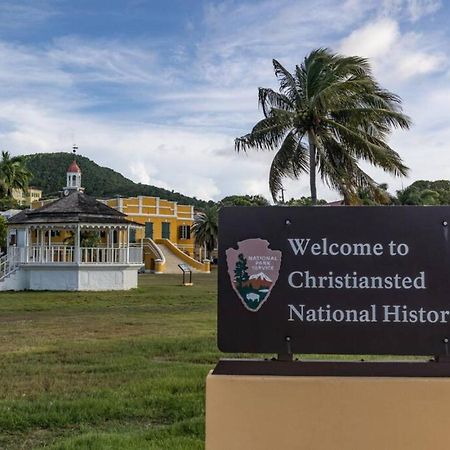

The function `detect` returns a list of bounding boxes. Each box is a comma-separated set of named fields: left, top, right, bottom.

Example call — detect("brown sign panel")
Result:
left=218, top=206, right=450, bottom=356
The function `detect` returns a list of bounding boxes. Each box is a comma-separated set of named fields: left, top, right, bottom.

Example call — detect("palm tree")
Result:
left=235, top=48, right=411, bottom=204
left=191, top=206, right=218, bottom=260
left=356, top=183, right=397, bottom=205
left=0, top=151, right=32, bottom=198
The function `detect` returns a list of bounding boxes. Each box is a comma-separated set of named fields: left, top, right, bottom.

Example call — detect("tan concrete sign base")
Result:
left=206, top=372, right=450, bottom=450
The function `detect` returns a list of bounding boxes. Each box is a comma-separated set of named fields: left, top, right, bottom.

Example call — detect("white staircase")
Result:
left=0, top=252, right=24, bottom=291
left=0, top=252, right=18, bottom=280
left=156, top=242, right=203, bottom=274
left=142, top=238, right=165, bottom=263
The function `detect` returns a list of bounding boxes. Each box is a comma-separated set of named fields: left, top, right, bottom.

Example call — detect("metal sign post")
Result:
left=178, top=263, right=193, bottom=286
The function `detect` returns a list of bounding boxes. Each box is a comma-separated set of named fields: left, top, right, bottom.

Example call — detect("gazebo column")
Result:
left=39, top=228, right=44, bottom=262
left=109, top=228, right=114, bottom=262
left=24, top=226, right=29, bottom=263
left=48, top=228, right=52, bottom=262
left=126, top=226, right=130, bottom=263
left=75, top=225, right=80, bottom=264
left=119, top=226, right=123, bottom=261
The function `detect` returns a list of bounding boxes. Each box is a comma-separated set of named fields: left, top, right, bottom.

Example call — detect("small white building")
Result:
left=0, top=160, right=143, bottom=291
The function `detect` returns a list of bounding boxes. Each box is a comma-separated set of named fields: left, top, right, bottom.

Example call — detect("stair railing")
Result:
left=142, top=238, right=166, bottom=264
left=0, top=249, right=20, bottom=282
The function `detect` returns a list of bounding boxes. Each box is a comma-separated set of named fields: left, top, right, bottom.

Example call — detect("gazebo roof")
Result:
left=8, top=191, right=141, bottom=226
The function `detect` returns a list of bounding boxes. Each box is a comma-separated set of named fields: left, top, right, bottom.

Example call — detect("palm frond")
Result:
left=269, top=132, right=308, bottom=201
left=258, top=88, right=294, bottom=117
left=235, top=109, right=293, bottom=152
left=273, top=59, right=300, bottom=102
left=323, top=118, right=409, bottom=177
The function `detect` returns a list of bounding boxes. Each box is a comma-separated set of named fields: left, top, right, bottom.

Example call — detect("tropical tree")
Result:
left=235, top=48, right=411, bottom=204
left=0, top=151, right=32, bottom=198
left=0, top=197, right=20, bottom=211
left=0, top=216, right=7, bottom=252
left=220, top=195, right=270, bottom=207
left=285, top=196, right=327, bottom=206
left=397, top=180, right=450, bottom=205
left=191, top=206, right=218, bottom=260
left=356, top=183, right=398, bottom=205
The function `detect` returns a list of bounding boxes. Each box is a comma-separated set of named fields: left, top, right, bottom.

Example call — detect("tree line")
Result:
left=23, top=152, right=212, bottom=208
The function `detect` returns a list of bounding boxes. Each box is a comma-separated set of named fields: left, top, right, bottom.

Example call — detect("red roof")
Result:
left=67, top=160, right=81, bottom=173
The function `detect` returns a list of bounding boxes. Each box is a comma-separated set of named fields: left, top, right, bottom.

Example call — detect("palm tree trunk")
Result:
left=343, top=192, right=350, bottom=205
left=308, top=130, right=317, bottom=205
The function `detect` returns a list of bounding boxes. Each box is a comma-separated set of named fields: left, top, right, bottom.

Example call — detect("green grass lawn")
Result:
left=0, top=272, right=426, bottom=449
left=0, top=273, right=221, bottom=450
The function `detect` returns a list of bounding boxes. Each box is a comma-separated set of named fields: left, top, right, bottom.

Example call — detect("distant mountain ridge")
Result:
left=24, top=152, right=209, bottom=208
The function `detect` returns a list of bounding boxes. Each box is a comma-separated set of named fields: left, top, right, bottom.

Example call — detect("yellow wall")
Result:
left=29, top=229, right=72, bottom=245
left=105, top=196, right=195, bottom=257
left=31, top=198, right=54, bottom=209
left=13, top=187, right=42, bottom=206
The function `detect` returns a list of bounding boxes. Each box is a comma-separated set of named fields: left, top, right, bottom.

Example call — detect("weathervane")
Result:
left=72, top=144, right=78, bottom=155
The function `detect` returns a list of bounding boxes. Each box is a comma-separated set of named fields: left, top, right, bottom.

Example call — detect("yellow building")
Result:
left=105, top=196, right=195, bottom=255
left=12, top=187, right=42, bottom=206
left=104, top=196, right=210, bottom=274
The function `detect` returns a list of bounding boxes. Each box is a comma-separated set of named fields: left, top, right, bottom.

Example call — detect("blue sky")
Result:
left=0, top=0, right=449, bottom=201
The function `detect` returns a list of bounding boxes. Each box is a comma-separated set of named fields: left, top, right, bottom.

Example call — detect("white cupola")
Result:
left=64, top=159, right=82, bottom=192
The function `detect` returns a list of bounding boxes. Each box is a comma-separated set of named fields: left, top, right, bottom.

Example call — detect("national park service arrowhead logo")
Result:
left=226, top=238, right=282, bottom=312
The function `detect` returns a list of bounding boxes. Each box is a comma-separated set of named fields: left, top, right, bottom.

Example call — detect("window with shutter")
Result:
left=145, top=222, right=153, bottom=239
left=162, top=222, right=170, bottom=239
left=178, top=225, right=191, bottom=240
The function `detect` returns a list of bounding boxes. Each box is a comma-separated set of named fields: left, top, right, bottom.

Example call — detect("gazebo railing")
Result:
left=28, top=245, right=75, bottom=263
left=81, top=247, right=127, bottom=264
left=15, top=245, right=143, bottom=265
left=129, top=246, right=143, bottom=264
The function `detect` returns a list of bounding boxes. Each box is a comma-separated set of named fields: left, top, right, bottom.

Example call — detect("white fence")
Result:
left=10, top=245, right=143, bottom=265
left=28, top=245, right=74, bottom=263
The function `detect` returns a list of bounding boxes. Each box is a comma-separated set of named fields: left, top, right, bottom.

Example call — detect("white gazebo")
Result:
left=0, top=160, right=143, bottom=291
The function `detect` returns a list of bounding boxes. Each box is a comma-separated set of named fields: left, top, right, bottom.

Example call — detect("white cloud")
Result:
left=382, top=0, right=442, bottom=22
left=407, top=0, right=441, bottom=21
left=48, top=36, right=162, bottom=85
left=0, top=0, right=448, bottom=204
left=340, top=19, right=400, bottom=59
left=0, top=1, right=59, bottom=31
left=339, top=18, right=446, bottom=82
left=129, top=162, right=153, bottom=185
left=395, top=47, right=443, bottom=78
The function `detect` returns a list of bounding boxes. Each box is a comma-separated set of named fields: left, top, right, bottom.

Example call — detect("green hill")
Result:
left=24, top=152, right=210, bottom=208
